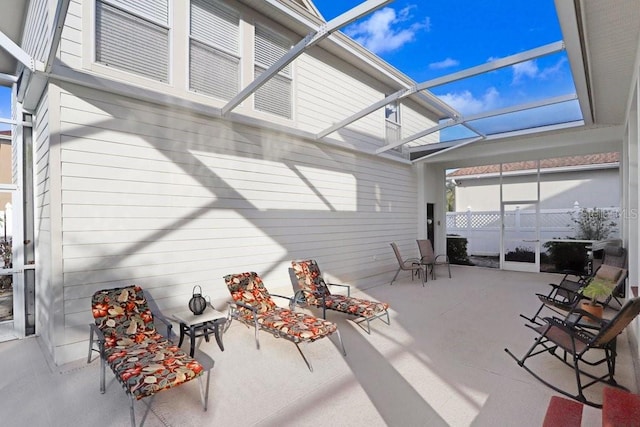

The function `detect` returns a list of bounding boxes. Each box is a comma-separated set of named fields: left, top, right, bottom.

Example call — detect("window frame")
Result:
left=253, top=24, right=293, bottom=119
left=93, top=0, right=172, bottom=84
left=188, top=0, right=242, bottom=100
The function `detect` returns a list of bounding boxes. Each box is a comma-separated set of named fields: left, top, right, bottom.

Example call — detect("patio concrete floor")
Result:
left=0, top=265, right=637, bottom=426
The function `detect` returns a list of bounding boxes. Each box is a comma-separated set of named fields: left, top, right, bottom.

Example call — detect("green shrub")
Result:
left=505, top=246, right=535, bottom=263
left=447, top=235, right=472, bottom=265
left=543, top=241, right=589, bottom=273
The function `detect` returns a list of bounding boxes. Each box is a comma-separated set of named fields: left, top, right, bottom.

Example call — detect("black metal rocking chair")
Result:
left=520, top=264, right=627, bottom=325
left=506, top=297, right=640, bottom=407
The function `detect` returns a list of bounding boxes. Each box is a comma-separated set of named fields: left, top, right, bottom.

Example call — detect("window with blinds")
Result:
left=385, top=100, right=402, bottom=151
left=95, top=0, right=170, bottom=82
left=189, top=0, right=240, bottom=100
left=254, top=25, right=292, bottom=119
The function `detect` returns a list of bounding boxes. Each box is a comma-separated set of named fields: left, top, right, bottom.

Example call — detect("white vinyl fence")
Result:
left=446, top=205, right=620, bottom=256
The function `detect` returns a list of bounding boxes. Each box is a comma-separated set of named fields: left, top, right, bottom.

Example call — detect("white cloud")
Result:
left=512, top=60, right=539, bottom=83
left=439, top=87, right=500, bottom=115
left=429, top=57, right=459, bottom=70
left=345, top=6, right=430, bottom=55
left=512, top=57, right=567, bottom=84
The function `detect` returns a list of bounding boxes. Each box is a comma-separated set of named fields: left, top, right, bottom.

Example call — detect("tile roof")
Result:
left=448, top=152, right=619, bottom=177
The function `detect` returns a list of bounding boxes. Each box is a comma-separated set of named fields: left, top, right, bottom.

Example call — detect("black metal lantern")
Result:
left=188, top=285, right=207, bottom=315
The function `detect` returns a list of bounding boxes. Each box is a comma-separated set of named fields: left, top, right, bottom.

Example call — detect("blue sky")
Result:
left=312, top=0, right=581, bottom=139
left=0, top=1, right=580, bottom=137
left=0, top=86, right=10, bottom=131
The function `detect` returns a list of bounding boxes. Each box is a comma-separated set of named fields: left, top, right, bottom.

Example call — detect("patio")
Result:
left=0, top=265, right=637, bottom=426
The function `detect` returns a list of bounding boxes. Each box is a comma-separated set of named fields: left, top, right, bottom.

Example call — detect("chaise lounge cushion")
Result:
left=318, top=294, right=389, bottom=319
left=225, top=272, right=337, bottom=342
left=291, top=259, right=389, bottom=318
left=91, top=286, right=204, bottom=400
left=255, top=307, right=337, bottom=341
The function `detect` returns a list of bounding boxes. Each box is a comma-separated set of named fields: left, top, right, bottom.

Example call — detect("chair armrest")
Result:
left=232, top=301, right=258, bottom=315
left=89, top=323, right=106, bottom=343
left=153, top=311, right=174, bottom=341
left=290, top=289, right=307, bottom=310
left=558, top=269, right=589, bottom=282
left=434, top=254, right=449, bottom=263
left=270, top=293, right=296, bottom=306
left=565, top=307, right=608, bottom=328
left=328, top=283, right=350, bottom=297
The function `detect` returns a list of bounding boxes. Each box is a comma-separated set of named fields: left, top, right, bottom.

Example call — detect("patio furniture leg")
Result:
left=390, top=267, right=401, bottom=285
left=199, top=369, right=211, bottom=411
left=295, top=343, right=314, bottom=372
left=129, top=394, right=135, bottom=427
left=335, top=329, right=347, bottom=356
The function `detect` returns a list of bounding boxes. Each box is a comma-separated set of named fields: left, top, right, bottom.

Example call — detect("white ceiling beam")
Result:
left=554, top=0, right=593, bottom=125
left=317, top=41, right=563, bottom=140
left=221, top=0, right=393, bottom=116
left=414, top=136, right=485, bottom=161
left=464, top=93, right=578, bottom=123
left=0, top=73, right=17, bottom=86
left=45, top=0, right=71, bottom=73
left=0, top=30, right=41, bottom=72
left=376, top=120, right=461, bottom=154
left=377, top=93, right=576, bottom=154
left=415, top=41, right=565, bottom=90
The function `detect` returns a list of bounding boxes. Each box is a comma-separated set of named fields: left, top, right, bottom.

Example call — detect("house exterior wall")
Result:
left=45, top=81, right=418, bottom=364
left=21, top=0, right=50, bottom=62
left=34, top=88, right=56, bottom=356
left=454, top=168, right=620, bottom=211
left=19, top=0, right=437, bottom=364
left=65, top=0, right=438, bottom=153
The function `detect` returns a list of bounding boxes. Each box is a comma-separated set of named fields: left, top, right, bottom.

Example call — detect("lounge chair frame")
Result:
left=224, top=272, right=346, bottom=372
left=87, top=286, right=211, bottom=427
left=291, top=259, right=390, bottom=334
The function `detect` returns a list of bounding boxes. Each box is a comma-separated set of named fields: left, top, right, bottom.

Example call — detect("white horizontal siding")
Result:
left=56, top=84, right=418, bottom=353
left=56, top=0, right=436, bottom=157
left=34, top=89, right=54, bottom=354
left=22, top=0, right=49, bottom=62
left=59, top=0, right=83, bottom=70
left=296, top=50, right=386, bottom=149
left=401, top=99, right=440, bottom=146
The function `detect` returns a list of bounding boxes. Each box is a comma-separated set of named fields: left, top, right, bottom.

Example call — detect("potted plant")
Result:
left=579, top=278, right=614, bottom=320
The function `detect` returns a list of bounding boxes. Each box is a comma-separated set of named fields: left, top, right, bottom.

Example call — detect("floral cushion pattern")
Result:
left=91, top=286, right=204, bottom=400
left=320, top=294, right=389, bottom=319
left=224, top=272, right=337, bottom=342
left=291, top=259, right=329, bottom=306
left=291, top=260, right=390, bottom=319
left=256, top=307, right=337, bottom=342
left=224, top=272, right=277, bottom=317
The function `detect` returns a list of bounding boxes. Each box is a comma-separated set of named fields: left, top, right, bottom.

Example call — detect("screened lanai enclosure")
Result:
left=0, top=0, right=638, bottom=381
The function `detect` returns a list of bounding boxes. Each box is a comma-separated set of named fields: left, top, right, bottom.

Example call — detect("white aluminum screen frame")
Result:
left=254, top=25, right=292, bottom=119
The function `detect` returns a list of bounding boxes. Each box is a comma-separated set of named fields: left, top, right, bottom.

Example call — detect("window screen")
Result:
left=254, top=26, right=292, bottom=119
left=189, top=0, right=240, bottom=100
left=95, top=0, right=170, bottom=82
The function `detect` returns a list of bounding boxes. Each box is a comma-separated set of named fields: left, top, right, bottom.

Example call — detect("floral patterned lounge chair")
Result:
left=224, top=272, right=346, bottom=372
left=291, top=259, right=390, bottom=334
left=88, top=285, right=211, bottom=426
